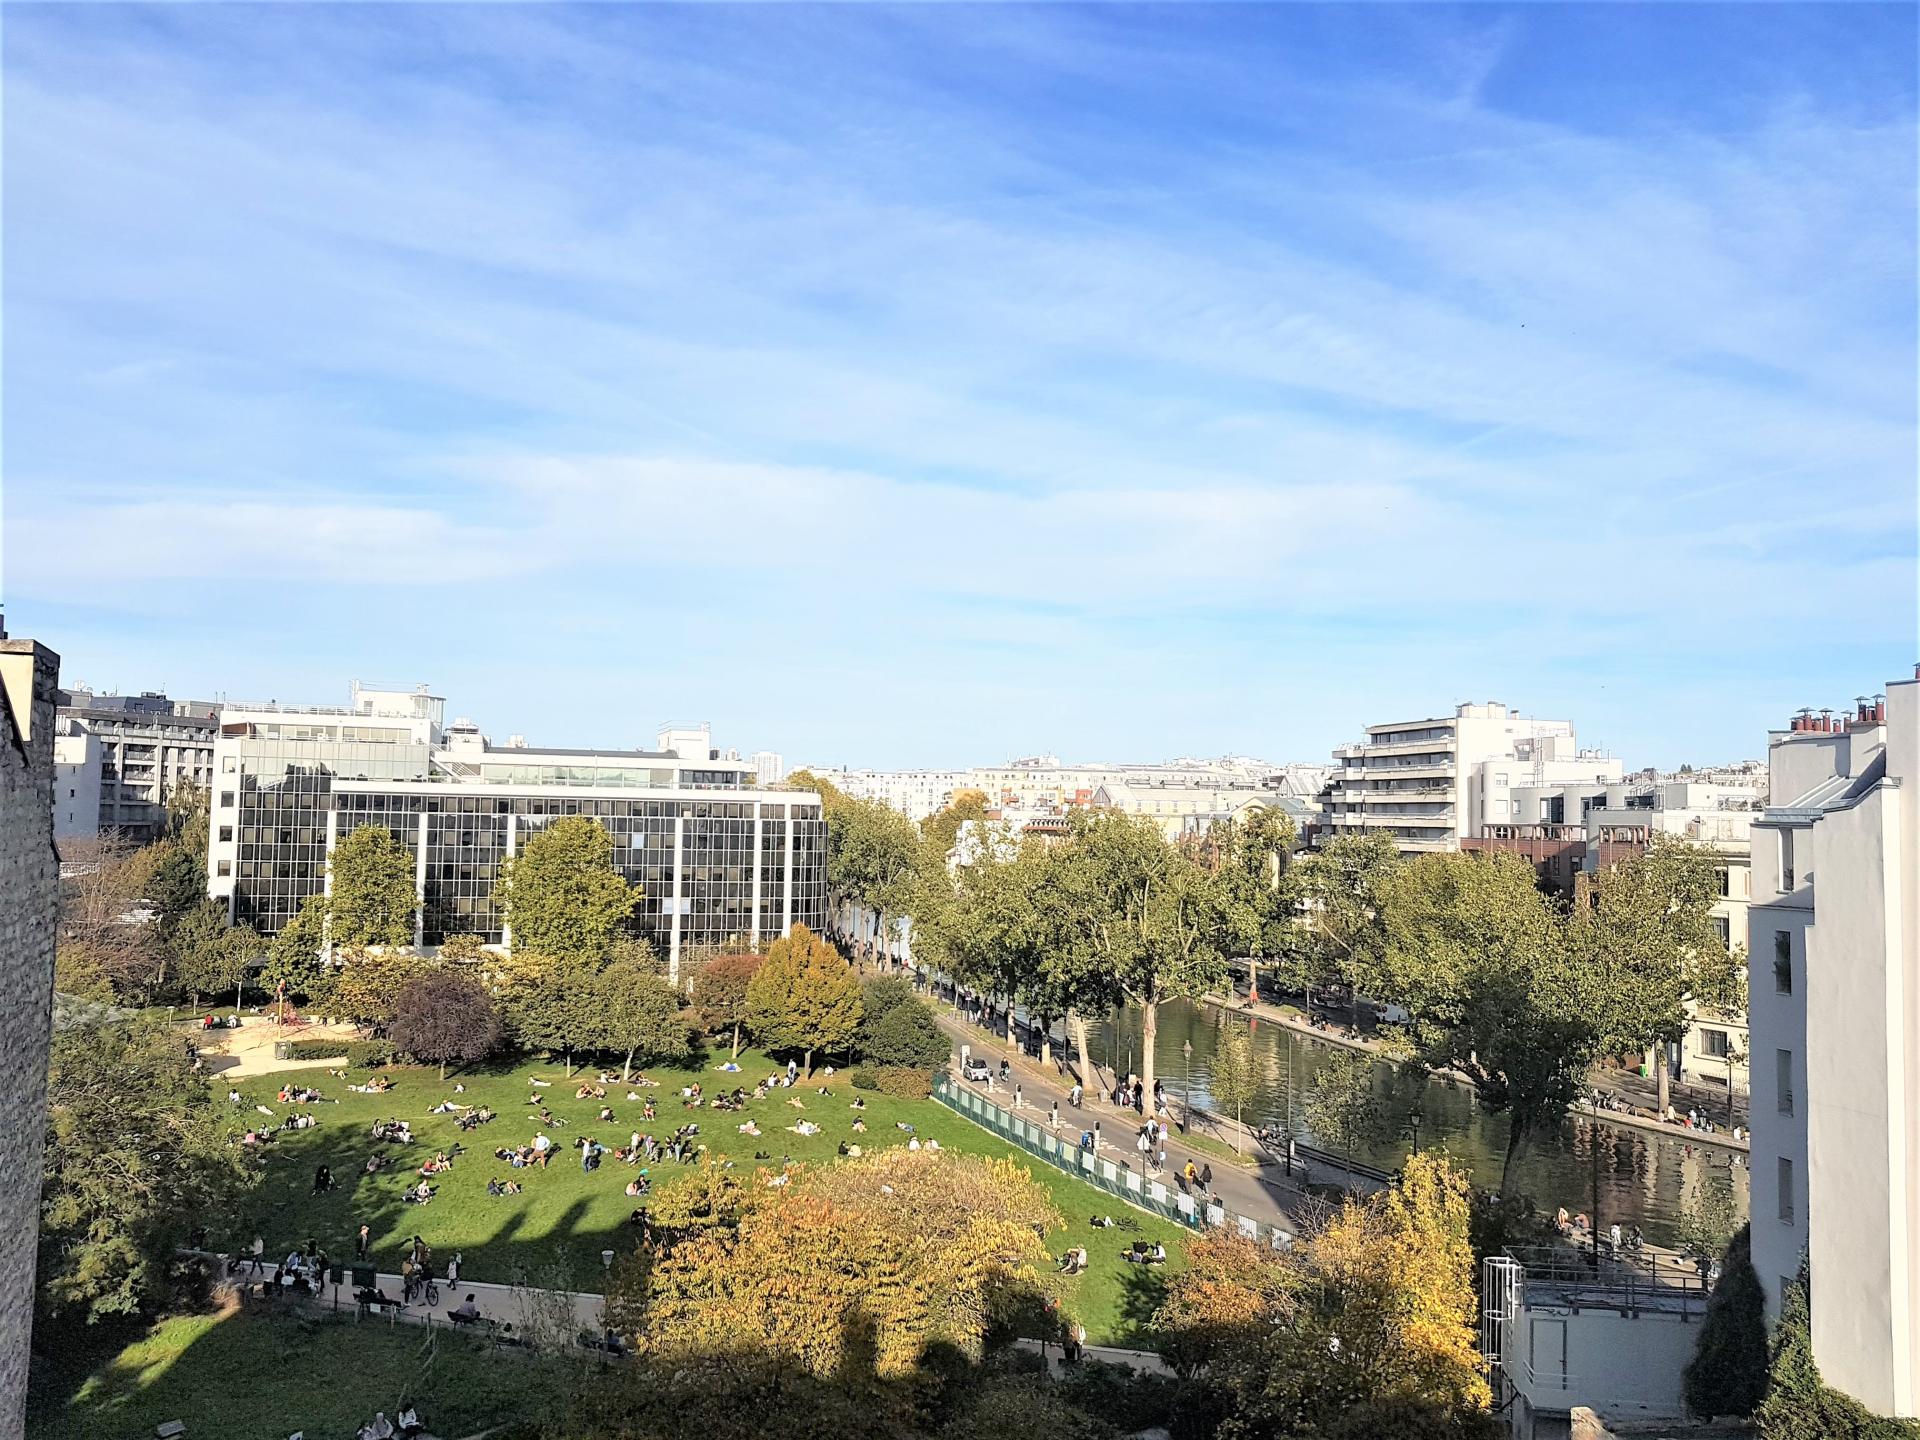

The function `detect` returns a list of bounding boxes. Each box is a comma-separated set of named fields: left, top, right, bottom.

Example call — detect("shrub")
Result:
left=848, top=1066, right=933, bottom=1099
left=860, top=999, right=950, bottom=1070
left=275, top=1038, right=349, bottom=1061
left=1685, top=1224, right=1768, bottom=1418
left=345, top=1039, right=395, bottom=1068
left=1754, top=1258, right=1920, bottom=1438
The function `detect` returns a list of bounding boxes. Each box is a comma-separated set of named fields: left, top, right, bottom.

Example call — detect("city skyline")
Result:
left=5, top=5, right=1915, bottom=769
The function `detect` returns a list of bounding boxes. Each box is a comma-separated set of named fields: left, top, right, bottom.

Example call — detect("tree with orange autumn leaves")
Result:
left=1156, top=1152, right=1497, bottom=1439
left=606, top=1148, right=1062, bottom=1384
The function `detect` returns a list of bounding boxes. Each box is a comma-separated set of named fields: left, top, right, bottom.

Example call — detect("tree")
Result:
left=1684, top=1224, right=1768, bottom=1419
left=499, top=815, right=639, bottom=962
left=691, top=952, right=763, bottom=1057
left=495, top=950, right=605, bottom=1075
left=144, top=839, right=209, bottom=924
left=1156, top=1154, right=1494, bottom=1438
left=597, top=957, right=690, bottom=1080
left=1376, top=851, right=1595, bottom=1187
left=1574, top=835, right=1745, bottom=1117
left=830, top=797, right=924, bottom=968
left=389, top=970, right=503, bottom=1078
left=1209, top=1016, right=1260, bottom=1152
left=1195, top=807, right=1299, bottom=1005
left=1675, top=1171, right=1743, bottom=1264
left=1304, top=1048, right=1386, bottom=1180
left=326, top=824, right=420, bottom=948
left=616, top=1149, right=1058, bottom=1379
left=1284, top=832, right=1401, bottom=1021
left=861, top=1000, right=951, bottom=1071
left=57, top=837, right=164, bottom=1001
left=327, top=945, right=434, bottom=1029
left=1052, top=811, right=1232, bottom=1108
left=746, top=924, right=864, bottom=1076
left=40, top=1017, right=255, bottom=1322
left=168, top=900, right=256, bottom=1011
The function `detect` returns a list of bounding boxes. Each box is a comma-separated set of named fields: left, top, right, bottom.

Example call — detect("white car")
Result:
left=961, top=1056, right=991, bottom=1083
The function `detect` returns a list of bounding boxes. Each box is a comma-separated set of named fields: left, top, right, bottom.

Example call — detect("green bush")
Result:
left=345, top=1039, right=395, bottom=1068
left=1685, top=1224, right=1768, bottom=1418
left=1754, top=1258, right=1920, bottom=1438
left=860, top=999, right=950, bottom=1070
left=848, top=1066, right=933, bottom=1100
left=274, top=1038, right=349, bottom=1061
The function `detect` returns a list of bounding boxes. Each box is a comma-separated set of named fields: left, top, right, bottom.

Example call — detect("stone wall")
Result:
left=0, top=637, right=60, bottom=1439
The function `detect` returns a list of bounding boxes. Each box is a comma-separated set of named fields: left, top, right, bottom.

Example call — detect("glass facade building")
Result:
left=209, top=691, right=824, bottom=973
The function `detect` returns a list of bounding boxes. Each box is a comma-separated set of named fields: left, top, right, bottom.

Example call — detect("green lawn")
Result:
left=28, top=1307, right=547, bottom=1440
left=216, top=1048, right=1185, bottom=1346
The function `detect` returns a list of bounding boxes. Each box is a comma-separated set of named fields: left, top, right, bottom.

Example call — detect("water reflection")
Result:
left=1089, top=998, right=1747, bottom=1247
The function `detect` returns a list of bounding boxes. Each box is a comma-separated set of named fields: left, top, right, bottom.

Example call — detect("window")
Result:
left=1714, top=916, right=1731, bottom=948
left=217, top=860, right=232, bottom=877
left=1717, top=867, right=1731, bottom=897
left=1780, top=829, right=1795, bottom=891
left=1777, top=1049, right=1794, bottom=1116
left=219, top=826, right=233, bottom=843
left=1778, top=1156, right=1795, bottom=1223
left=220, top=790, right=236, bottom=808
left=1774, top=932, right=1793, bottom=994
left=1701, top=1028, right=1730, bottom=1059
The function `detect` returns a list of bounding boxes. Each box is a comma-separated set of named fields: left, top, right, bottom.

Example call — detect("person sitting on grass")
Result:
left=396, top=1404, right=424, bottom=1438
left=404, top=1181, right=434, bottom=1205
left=598, top=1106, right=615, bottom=1123
left=625, top=1174, right=651, bottom=1198
left=851, top=1117, right=867, bottom=1133
left=312, top=1164, right=337, bottom=1194
left=850, top=1097, right=866, bottom=1110
left=788, top=1120, right=819, bottom=1137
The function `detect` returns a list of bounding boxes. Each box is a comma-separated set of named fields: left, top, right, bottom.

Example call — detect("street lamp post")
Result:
left=1182, top=1039, right=1193, bottom=1134
left=1408, top=1105, right=1425, bottom=1157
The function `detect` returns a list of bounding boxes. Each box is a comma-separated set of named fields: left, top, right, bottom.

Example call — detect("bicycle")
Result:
left=423, top=1277, right=440, bottom=1306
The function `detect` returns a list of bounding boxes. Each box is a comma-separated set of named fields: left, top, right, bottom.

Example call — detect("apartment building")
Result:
left=1749, top=680, right=1917, bottom=1418
left=207, top=682, right=825, bottom=978
left=53, top=689, right=217, bottom=843
left=1323, top=701, right=1621, bottom=852
left=0, top=633, right=60, bottom=1436
left=816, top=754, right=1325, bottom=825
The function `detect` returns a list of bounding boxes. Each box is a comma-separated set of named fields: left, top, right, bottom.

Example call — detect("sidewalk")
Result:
left=933, top=1009, right=1372, bottom=1241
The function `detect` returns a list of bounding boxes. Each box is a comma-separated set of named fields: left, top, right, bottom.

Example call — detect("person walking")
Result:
left=1014, top=1084, right=1023, bottom=1110
left=355, top=1224, right=371, bottom=1260
left=1048, top=1101, right=1060, bottom=1129
left=1199, top=1162, right=1214, bottom=1194
left=446, top=1252, right=461, bottom=1286
left=1182, top=1159, right=1198, bottom=1193
left=1069, top=1082, right=1083, bottom=1108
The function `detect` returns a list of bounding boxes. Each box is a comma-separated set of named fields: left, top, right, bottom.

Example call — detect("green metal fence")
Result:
left=932, top=1075, right=1295, bottom=1249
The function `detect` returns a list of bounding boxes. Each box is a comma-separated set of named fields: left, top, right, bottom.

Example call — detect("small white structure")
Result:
left=1483, top=1248, right=1708, bottom=1439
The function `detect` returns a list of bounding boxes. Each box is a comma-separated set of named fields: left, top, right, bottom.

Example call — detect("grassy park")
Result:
left=214, top=1044, right=1188, bottom=1347
left=28, top=1306, right=546, bottom=1440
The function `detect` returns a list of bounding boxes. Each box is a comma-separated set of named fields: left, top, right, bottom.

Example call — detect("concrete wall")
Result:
left=53, top=727, right=102, bottom=843
left=0, top=638, right=61, bottom=1439
left=1507, top=1302, right=1695, bottom=1426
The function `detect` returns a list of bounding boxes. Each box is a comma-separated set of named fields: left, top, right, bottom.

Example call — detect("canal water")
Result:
left=1088, top=998, right=1747, bottom=1247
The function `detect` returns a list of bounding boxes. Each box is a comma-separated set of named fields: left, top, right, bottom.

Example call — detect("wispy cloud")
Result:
left=4, top=5, right=1913, bottom=764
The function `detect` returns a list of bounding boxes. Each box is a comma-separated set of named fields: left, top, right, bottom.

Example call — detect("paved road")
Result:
left=932, top=1007, right=1378, bottom=1237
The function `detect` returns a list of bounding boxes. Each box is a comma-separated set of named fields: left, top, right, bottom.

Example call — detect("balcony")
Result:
left=1357, top=737, right=1456, bottom=757
left=1344, top=812, right=1455, bottom=828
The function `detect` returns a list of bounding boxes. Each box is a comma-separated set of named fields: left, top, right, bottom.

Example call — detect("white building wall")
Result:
left=1749, top=677, right=1918, bottom=1419
left=53, top=728, right=103, bottom=842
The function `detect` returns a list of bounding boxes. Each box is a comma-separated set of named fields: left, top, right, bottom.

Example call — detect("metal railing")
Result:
left=1501, top=1244, right=1706, bottom=1318
left=931, top=1076, right=1296, bottom=1249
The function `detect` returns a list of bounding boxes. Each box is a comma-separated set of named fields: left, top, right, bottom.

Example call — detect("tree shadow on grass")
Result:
left=1117, top=1260, right=1171, bottom=1342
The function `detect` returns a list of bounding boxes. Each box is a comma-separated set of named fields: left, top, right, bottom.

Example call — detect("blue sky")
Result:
left=5, top=5, right=1915, bottom=769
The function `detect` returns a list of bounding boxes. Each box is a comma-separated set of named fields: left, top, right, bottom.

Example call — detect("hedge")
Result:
left=274, top=1038, right=350, bottom=1061
left=346, top=1039, right=395, bottom=1069
left=849, top=1066, right=934, bottom=1100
